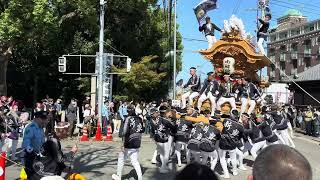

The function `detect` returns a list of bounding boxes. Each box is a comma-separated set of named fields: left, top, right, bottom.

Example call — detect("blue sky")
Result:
left=176, top=0, right=319, bottom=82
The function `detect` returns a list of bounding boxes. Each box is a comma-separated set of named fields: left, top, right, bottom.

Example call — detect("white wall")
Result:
left=264, top=83, right=290, bottom=104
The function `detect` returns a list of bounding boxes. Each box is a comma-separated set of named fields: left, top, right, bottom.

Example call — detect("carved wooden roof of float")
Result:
left=199, top=29, right=271, bottom=76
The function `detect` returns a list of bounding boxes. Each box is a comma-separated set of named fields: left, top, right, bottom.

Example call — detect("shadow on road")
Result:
left=70, top=146, right=118, bottom=178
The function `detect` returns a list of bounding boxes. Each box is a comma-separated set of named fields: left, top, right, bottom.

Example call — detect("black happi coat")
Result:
left=199, top=124, right=221, bottom=152
left=219, top=118, right=244, bottom=150
left=151, top=117, right=175, bottom=143
left=122, top=116, right=144, bottom=149
left=187, top=124, right=203, bottom=151
left=175, top=118, right=193, bottom=143
left=184, top=75, right=201, bottom=92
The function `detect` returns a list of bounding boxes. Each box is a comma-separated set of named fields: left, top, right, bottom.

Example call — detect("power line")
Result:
left=270, top=2, right=320, bottom=16
left=183, top=37, right=207, bottom=42
left=104, top=41, right=125, bottom=56
left=232, top=0, right=242, bottom=15
left=269, top=59, right=320, bottom=105
left=286, top=0, right=320, bottom=10
left=272, top=0, right=319, bottom=13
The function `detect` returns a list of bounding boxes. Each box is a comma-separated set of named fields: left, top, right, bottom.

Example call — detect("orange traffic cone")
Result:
left=20, top=167, right=27, bottom=180
left=80, top=126, right=89, bottom=141
left=105, top=125, right=113, bottom=141
left=94, top=121, right=103, bottom=141
left=0, top=152, right=6, bottom=180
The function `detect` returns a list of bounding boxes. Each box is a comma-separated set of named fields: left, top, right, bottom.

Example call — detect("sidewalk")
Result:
left=294, top=129, right=320, bottom=143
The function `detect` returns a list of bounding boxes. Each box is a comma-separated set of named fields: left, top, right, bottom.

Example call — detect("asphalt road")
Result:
left=5, top=133, right=320, bottom=180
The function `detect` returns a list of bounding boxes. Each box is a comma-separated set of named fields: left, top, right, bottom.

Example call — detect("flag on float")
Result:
left=193, top=0, right=218, bottom=24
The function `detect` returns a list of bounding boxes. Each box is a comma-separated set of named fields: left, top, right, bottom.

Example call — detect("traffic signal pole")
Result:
left=98, top=0, right=105, bottom=124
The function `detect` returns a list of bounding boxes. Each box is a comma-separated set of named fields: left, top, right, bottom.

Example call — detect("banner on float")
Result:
left=193, top=0, right=218, bottom=24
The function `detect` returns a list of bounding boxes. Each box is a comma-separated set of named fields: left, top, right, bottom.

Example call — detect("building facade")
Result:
left=267, top=9, right=320, bottom=82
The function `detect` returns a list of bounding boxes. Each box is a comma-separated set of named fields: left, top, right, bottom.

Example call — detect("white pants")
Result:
left=181, top=91, right=199, bottom=109
left=287, top=121, right=294, bottom=138
left=218, top=148, right=237, bottom=177
left=116, top=148, right=142, bottom=180
left=201, top=150, right=219, bottom=171
left=240, top=98, right=256, bottom=115
left=151, top=149, right=158, bottom=163
left=236, top=142, right=251, bottom=168
left=217, top=97, right=236, bottom=110
left=274, top=130, right=286, bottom=144
left=198, top=92, right=216, bottom=115
left=157, top=142, right=170, bottom=170
left=258, top=38, right=265, bottom=55
left=4, top=138, right=18, bottom=160
left=206, top=35, right=217, bottom=49
left=250, top=140, right=266, bottom=160
left=279, top=129, right=295, bottom=148
left=175, top=141, right=187, bottom=166
left=167, top=136, right=174, bottom=157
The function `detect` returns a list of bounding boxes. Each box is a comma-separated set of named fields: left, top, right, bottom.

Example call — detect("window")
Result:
left=292, top=59, right=298, bottom=69
left=304, top=39, right=312, bottom=56
left=268, top=48, right=275, bottom=56
left=280, top=45, right=286, bottom=51
left=291, top=28, right=300, bottom=36
left=304, top=24, right=315, bottom=33
left=270, top=64, right=276, bottom=71
left=291, top=43, right=298, bottom=52
left=310, top=25, right=315, bottom=32
left=280, top=61, right=286, bottom=70
left=317, top=37, right=320, bottom=45
left=280, top=53, right=286, bottom=62
left=270, top=35, right=277, bottom=42
left=305, top=57, right=311, bottom=67
left=279, top=32, right=288, bottom=39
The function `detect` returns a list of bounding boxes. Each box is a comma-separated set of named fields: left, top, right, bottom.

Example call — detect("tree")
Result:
left=106, top=0, right=183, bottom=100
left=114, top=56, right=167, bottom=100
left=0, top=0, right=99, bottom=105
left=0, top=0, right=183, bottom=106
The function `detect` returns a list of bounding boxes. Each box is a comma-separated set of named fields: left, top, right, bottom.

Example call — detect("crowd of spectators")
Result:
left=295, top=105, right=320, bottom=138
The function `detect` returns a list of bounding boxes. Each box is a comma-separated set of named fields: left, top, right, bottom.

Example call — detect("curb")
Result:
left=294, top=130, right=320, bottom=143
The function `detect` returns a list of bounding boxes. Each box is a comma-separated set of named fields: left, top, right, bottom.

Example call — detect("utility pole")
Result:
left=98, top=0, right=105, bottom=124
left=173, top=0, right=177, bottom=100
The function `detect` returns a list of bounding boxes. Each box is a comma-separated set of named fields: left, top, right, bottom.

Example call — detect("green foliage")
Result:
left=0, top=0, right=183, bottom=105
left=120, top=56, right=167, bottom=99
left=113, top=95, right=129, bottom=102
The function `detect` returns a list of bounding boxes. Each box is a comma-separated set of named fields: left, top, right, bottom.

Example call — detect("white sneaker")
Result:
left=232, top=170, right=238, bottom=176
left=112, top=174, right=121, bottom=180
left=239, top=165, right=247, bottom=171
left=220, top=174, right=230, bottom=179
left=151, top=159, right=157, bottom=164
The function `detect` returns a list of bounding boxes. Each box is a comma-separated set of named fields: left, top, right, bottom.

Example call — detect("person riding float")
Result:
left=181, top=67, right=201, bottom=110
left=217, top=74, right=237, bottom=112
left=197, top=72, right=219, bottom=116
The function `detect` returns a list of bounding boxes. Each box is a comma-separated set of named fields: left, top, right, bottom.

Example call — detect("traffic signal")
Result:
left=58, top=57, right=66, bottom=72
